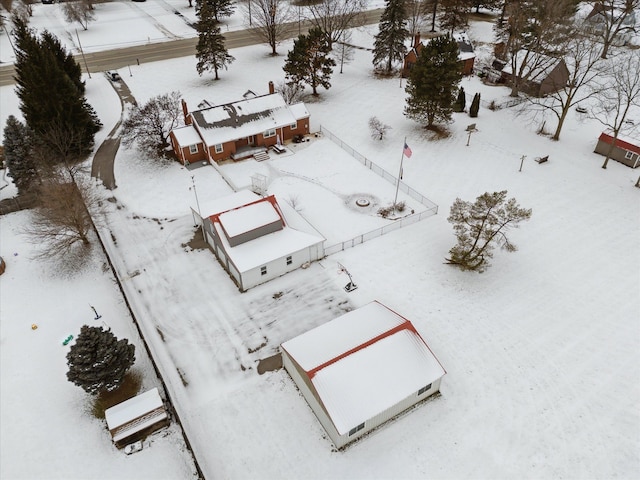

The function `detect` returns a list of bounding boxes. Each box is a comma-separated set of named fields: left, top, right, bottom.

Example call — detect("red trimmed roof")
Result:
left=599, top=132, right=640, bottom=155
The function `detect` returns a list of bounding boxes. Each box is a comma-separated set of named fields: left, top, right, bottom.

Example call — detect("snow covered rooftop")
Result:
left=288, top=102, right=310, bottom=120
left=190, top=93, right=299, bottom=146
left=219, top=199, right=282, bottom=238
left=213, top=216, right=323, bottom=272
left=453, top=32, right=475, bottom=61
left=105, top=388, right=165, bottom=431
left=171, top=125, right=202, bottom=147
left=281, top=301, right=446, bottom=435
left=195, top=190, right=261, bottom=219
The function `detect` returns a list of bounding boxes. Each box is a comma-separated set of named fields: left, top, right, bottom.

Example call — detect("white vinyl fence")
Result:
left=320, top=125, right=438, bottom=256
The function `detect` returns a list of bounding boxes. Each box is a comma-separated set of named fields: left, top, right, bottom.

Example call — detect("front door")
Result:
left=247, top=135, right=255, bottom=146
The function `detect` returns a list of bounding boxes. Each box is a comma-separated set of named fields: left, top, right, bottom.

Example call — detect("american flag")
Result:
left=403, top=142, right=412, bottom=158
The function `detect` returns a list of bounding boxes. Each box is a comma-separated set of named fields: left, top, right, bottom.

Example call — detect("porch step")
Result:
left=254, top=152, right=270, bottom=162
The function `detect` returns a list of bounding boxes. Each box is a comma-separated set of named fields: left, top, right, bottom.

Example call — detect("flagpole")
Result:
left=393, top=137, right=406, bottom=209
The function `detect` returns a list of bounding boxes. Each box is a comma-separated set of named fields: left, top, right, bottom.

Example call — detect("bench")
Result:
left=272, top=144, right=286, bottom=154
left=535, top=155, right=549, bottom=164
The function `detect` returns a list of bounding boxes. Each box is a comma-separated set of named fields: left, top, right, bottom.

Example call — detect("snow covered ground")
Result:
left=1, top=4, right=640, bottom=480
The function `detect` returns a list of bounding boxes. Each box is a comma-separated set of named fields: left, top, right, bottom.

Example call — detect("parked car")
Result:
left=105, top=71, right=121, bottom=82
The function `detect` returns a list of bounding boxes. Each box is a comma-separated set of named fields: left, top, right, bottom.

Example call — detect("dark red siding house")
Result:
left=402, top=33, right=476, bottom=78
left=169, top=82, right=310, bottom=165
left=594, top=130, right=640, bottom=168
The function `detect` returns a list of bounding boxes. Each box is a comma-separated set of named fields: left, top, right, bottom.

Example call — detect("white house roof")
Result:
left=214, top=219, right=323, bottom=273
left=281, top=301, right=446, bottom=435
left=210, top=194, right=324, bottom=273
left=105, top=388, right=165, bottom=430
left=171, top=125, right=202, bottom=147
left=194, top=190, right=262, bottom=220
left=219, top=200, right=281, bottom=238
left=190, top=93, right=298, bottom=146
left=453, top=32, right=475, bottom=61
left=288, top=102, right=310, bottom=120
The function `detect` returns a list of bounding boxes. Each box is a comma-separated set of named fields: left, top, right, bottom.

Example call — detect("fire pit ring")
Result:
left=355, top=198, right=371, bottom=207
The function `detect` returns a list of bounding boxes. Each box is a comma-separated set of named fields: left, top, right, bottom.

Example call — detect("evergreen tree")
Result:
left=13, top=18, right=100, bottom=166
left=283, top=27, right=336, bottom=96
left=196, top=2, right=235, bottom=79
left=3, top=115, right=39, bottom=194
left=66, top=325, right=136, bottom=395
left=372, top=0, right=409, bottom=74
left=197, top=0, right=234, bottom=23
left=469, top=92, right=480, bottom=117
left=404, top=35, right=462, bottom=128
left=446, top=191, right=532, bottom=272
left=439, top=0, right=471, bottom=34
left=453, top=86, right=466, bottom=112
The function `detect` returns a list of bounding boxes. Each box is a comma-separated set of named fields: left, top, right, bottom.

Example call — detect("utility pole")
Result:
left=75, top=29, right=91, bottom=79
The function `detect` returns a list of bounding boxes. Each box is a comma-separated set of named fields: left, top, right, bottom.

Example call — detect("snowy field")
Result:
left=1, top=5, right=640, bottom=480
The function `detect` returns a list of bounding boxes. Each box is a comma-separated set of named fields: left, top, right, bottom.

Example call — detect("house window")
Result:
left=290, top=121, right=297, bottom=130
left=261, top=266, right=267, bottom=276
left=214, top=143, right=223, bottom=154
left=625, top=150, right=634, bottom=160
left=189, top=144, right=198, bottom=154
left=286, top=256, right=292, bottom=265
left=264, top=129, right=276, bottom=138
left=349, top=423, right=365, bottom=436
left=418, top=383, right=432, bottom=395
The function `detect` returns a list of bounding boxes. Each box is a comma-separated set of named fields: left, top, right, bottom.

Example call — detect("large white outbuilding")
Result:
left=281, top=301, right=446, bottom=448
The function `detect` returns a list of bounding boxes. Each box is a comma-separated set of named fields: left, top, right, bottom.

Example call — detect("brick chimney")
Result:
left=268, top=81, right=275, bottom=95
left=181, top=99, right=190, bottom=125
left=413, top=32, right=421, bottom=49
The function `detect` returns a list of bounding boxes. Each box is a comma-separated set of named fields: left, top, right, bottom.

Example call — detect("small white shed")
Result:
left=281, top=301, right=446, bottom=448
left=104, top=388, right=169, bottom=448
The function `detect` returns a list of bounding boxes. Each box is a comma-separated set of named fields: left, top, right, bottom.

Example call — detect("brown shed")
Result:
left=501, top=52, right=569, bottom=97
left=594, top=130, right=640, bottom=168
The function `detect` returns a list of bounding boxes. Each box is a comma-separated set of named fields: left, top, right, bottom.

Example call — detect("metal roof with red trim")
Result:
left=281, top=301, right=446, bottom=436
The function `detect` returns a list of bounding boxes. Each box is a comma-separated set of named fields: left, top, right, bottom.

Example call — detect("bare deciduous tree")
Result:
left=275, top=79, right=303, bottom=104
left=23, top=168, right=101, bottom=260
left=11, top=0, right=32, bottom=23
left=499, top=0, right=575, bottom=97
left=405, top=0, right=427, bottom=36
left=590, top=52, right=640, bottom=169
left=62, top=0, right=95, bottom=31
left=305, top=0, right=366, bottom=49
left=243, top=0, right=294, bottom=55
left=583, top=0, right=639, bottom=59
left=526, top=34, right=604, bottom=140
left=368, top=116, right=391, bottom=140
left=121, top=91, right=183, bottom=158
left=335, top=30, right=354, bottom=74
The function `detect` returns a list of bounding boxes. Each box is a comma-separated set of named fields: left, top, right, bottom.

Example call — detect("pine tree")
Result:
left=13, top=18, right=100, bottom=166
left=283, top=27, right=336, bottom=96
left=3, top=115, right=39, bottom=194
left=438, top=0, right=470, bottom=34
left=453, top=86, right=466, bottom=112
left=196, top=1, right=235, bottom=79
left=446, top=191, right=532, bottom=272
left=469, top=92, right=480, bottom=117
left=66, top=325, right=136, bottom=395
left=372, top=0, right=409, bottom=74
left=197, top=0, right=234, bottom=23
left=404, top=35, right=462, bottom=128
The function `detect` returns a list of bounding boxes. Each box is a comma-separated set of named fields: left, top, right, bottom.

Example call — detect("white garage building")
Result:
left=193, top=191, right=325, bottom=291
left=281, top=301, right=446, bottom=448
